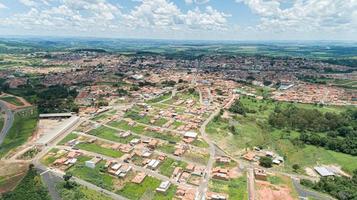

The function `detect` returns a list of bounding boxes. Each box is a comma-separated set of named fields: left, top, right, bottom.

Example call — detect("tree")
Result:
left=259, top=156, right=273, bottom=168
left=292, top=164, right=300, bottom=172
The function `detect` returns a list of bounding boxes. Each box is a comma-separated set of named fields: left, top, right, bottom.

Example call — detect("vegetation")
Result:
left=88, top=126, right=138, bottom=144
left=76, top=143, right=123, bottom=158
left=0, top=109, right=38, bottom=157
left=0, top=96, right=24, bottom=106
left=209, top=176, right=248, bottom=200
left=269, top=106, right=357, bottom=155
left=69, top=157, right=113, bottom=191
left=207, top=96, right=357, bottom=173
left=59, top=133, right=79, bottom=145
left=259, top=156, right=273, bottom=168
left=117, top=176, right=161, bottom=200
left=1, top=165, right=50, bottom=200
left=159, top=158, right=187, bottom=177
left=6, top=84, right=78, bottom=113
left=301, top=170, right=357, bottom=200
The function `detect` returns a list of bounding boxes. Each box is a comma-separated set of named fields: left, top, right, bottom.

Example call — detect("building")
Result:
left=184, top=131, right=198, bottom=139
left=85, top=157, right=102, bottom=169
left=147, top=159, right=160, bottom=169
left=314, top=166, right=335, bottom=177
left=156, top=181, right=171, bottom=193
left=254, top=168, right=267, bottom=181
left=132, top=172, right=147, bottom=184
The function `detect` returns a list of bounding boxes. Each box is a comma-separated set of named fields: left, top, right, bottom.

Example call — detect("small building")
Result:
left=156, top=181, right=171, bottom=193
left=132, top=172, right=147, bottom=184
left=184, top=131, right=198, bottom=139
left=314, top=166, right=335, bottom=177
left=85, top=157, right=102, bottom=169
left=254, top=168, right=267, bottom=181
left=147, top=159, right=160, bottom=169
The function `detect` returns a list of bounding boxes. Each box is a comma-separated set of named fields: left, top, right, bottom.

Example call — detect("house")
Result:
left=207, top=192, right=228, bottom=200
left=132, top=172, right=147, bottom=184
left=242, top=152, right=256, bottom=161
left=254, top=168, right=267, bottom=181
left=156, top=181, right=171, bottom=193
left=148, top=139, right=159, bottom=149
left=184, top=131, right=198, bottom=139
left=147, top=159, right=160, bottom=169
left=130, top=138, right=141, bottom=145
left=212, top=167, right=229, bottom=181
left=85, top=157, right=102, bottom=169
left=216, top=156, right=231, bottom=164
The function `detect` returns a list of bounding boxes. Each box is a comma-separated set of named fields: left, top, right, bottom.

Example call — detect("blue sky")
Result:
left=0, top=0, right=356, bottom=40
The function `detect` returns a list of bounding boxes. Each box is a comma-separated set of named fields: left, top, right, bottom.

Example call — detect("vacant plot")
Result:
left=76, top=142, right=124, bottom=158
left=69, top=157, right=114, bottom=191
left=206, top=97, right=356, bottom=173
left=117, top=176, right=161, bottom=200
left=59, top=132, right=79, bottom=145
left=146, top=92, right=172, bottom=104
left=209, top=176, right=248, bottom=200
left=0, top=96, right=24, bottom=106
left=88, top=126, right=138, bottom=144
left=159, top=158, right=188, bottom=177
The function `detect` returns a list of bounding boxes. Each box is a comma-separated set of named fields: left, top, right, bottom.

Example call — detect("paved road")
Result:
left=292, top=178, right=336, bottom=200
left=247, top=168, right=255, bottom=200
left=0, top=100, right=14, bottom=145
left=196, top=108, right=221, bottom=199
left=37, top=168, right=62, bottom=200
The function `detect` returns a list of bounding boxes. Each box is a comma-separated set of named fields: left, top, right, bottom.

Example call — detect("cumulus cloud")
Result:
left=185, top=0, right=210, bottom=4
left=125, top=0, right=228, bottom=30
left=0, top=3, right=7, bottom=9
left=238, top=0, right=357, bottom=34
left=19, top=0, right=38, bottom=7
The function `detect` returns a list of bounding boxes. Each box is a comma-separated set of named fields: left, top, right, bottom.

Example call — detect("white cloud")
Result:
left=125, top=0, right=228, bottom=30
left=185, top=0, right=210, bottom=4
left=0, top=3, right=7, bottom=9
left=19, top=0, right=38, bottom=7
left=238, top=0, right=357, bottom=34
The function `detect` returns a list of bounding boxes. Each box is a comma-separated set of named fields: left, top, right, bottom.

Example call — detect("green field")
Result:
left=88, top=126, right=138, bottom=144
left=0, top=96, right=24, bottom=106
left=69, top=157, right=114, bottom=191
left=59, top=132, right=79, bottom=145
left=108, top=120, right=181, bottom=142
left=209, top=176, right=248, bottom=200
left=0, top=109, right=38, bottom=157
left=57, top=182, right=113, bottom=200
left=117, top=176, right=161, bottom=200
left=159, top=158, right=188, bottom=177
left=75, top=142, right=124, bottom=158
left=206, top=96, right=357, bottom=173
left=146, top=92, right=172, bottom=104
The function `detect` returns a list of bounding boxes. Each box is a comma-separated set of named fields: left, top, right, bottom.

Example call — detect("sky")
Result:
left=0, top=0, right=356, bottom=41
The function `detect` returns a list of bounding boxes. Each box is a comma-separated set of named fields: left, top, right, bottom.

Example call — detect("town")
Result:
left=0, top=46, right=356, bottom=200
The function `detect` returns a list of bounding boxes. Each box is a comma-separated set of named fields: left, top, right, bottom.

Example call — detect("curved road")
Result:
left=0, top=100, right=14, bottom=145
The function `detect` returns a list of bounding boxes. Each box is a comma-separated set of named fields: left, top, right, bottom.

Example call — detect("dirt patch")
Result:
left=305, top=167, right=318, bottom=178
left=256, top=180, right=296, bottom=200
left=0, top=161, right=29, bottom=193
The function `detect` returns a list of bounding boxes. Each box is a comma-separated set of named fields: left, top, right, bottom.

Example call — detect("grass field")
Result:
left=69, top=157, right=114, bottom=191
left=0, top=96, right=24, bottom=106
left=206, top=96, right=357, bottom=173
left=75, top=142, right=124, bottom=158
left=58, top=181, right=113, bottom=200
left=146, top=92, right=172, bottom=104
left=108, top=120, right=181, bottom=142
left=88, top=126, right=138, bottom=144
left=209, top=176, right=248, bottom=200
left=117, top=176, right=161, bottom=200
left=159, top=158, right=188, bottom=177
left=0, top=109, right=38, bottom=157
left=59, top=132, right=78, bottom=145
